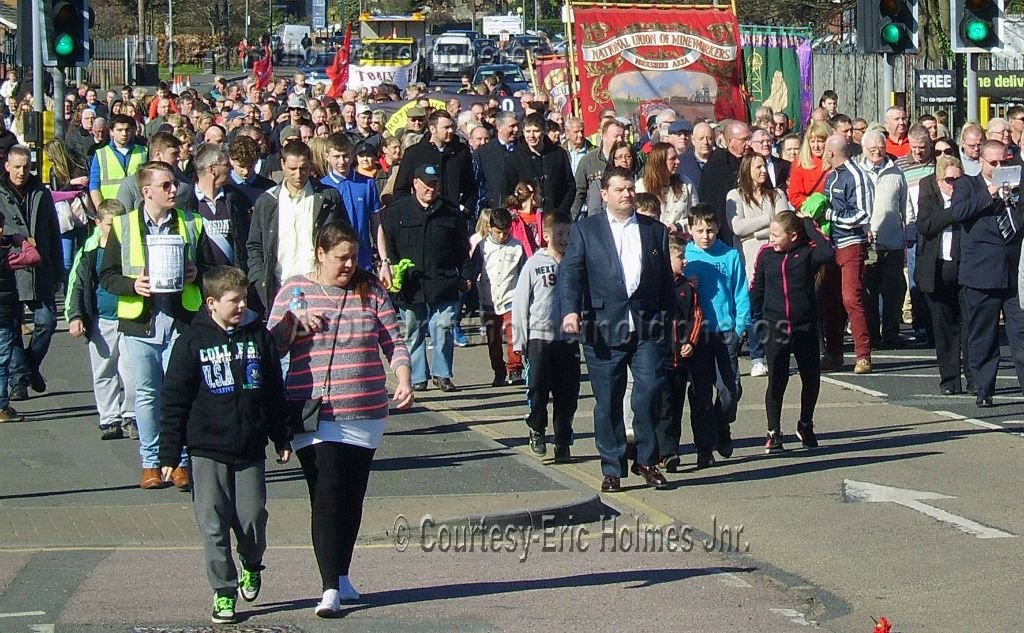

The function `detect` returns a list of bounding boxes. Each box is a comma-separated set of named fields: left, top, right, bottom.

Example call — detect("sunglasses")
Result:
left=985, top=159, right=1005, bottom=167
left=943, top=176, right=959, bottom=184
left=409, top=117, right=425, bottom=123
left=935, top=147, right=955, bottom=156
left=153, top=180, right=177, bottom=192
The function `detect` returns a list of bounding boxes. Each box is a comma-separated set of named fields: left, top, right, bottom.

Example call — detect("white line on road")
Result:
left=932, top=410, right=1024, bottom=437
left=847, top=373, right=1019, bottom=381
left=768, top=608, right=817, bottom=626
left=30, top=625, right=55, bottom=633
left=869, top=353, right=940, bottom=360
left=0, top=612, right=46, bottom=618
left=710, top=568, right=752, bottom=588
left=820, top=375, right=887, bottom=397
left=843, top=479, right=1018, bottom=539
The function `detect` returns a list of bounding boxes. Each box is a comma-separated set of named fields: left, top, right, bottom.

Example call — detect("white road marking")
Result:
left=30, top=626, right=55, bottom=633
left=869, top=353, right=940, bottom=360
left=820, top=375, right=887, bottom=397
left=769, top=608, right=817, bottom=626
left=932, top=410, right=1024, bottom=437
left=0, top=612, right=46, bottom=618
left=710, top=568, right=752, bottom=588
left=847, top=373, right=1019, bottom=381
left=843, top=479, right=1017, bottom=539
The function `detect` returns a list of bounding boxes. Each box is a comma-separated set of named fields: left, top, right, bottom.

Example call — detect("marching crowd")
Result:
left=1, top=70, right=1023, bottom=623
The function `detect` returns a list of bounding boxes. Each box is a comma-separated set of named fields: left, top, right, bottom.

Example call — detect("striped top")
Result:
left=268, top=274, right=410, bottom=422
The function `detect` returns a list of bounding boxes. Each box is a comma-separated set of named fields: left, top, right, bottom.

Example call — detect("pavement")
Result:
left=2, top=314, right=1024, bottom=631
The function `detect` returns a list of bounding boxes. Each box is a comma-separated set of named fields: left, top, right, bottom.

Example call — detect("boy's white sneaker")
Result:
left=315, top=589, right=340, bottom=618
left=750, top=361, right=769, bottom=377
left=338, top=575, right=360, bottom=601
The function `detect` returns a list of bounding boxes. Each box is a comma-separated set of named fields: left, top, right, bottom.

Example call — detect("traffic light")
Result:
left=41, top=0, right=92, bottom=67
left=951, top=0, right=1004, bottom=52
left=857, top=0, right=920, bottom=54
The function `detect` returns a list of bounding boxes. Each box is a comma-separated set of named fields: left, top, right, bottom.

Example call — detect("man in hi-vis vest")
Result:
left=89, top=114, right=148, bottom=210
left=100, top=162, right=213, bottom=490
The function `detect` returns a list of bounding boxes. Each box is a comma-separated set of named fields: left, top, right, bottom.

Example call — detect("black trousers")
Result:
left=864, top=249, right=907, bottom=344
left=297, top=441, right=376, bottom=591
left=963, top=286, right=1024, bottom=400
left=656, top=366, right=692, bottom=458
left=925, top=260, right=972, bottom=392
left=764, top=326, right=820, bottom=433
left=525, top=339, right=581, bottom=446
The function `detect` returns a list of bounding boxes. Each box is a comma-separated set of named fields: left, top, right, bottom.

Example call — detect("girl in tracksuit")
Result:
left=750, top=211, right=835, bottom=454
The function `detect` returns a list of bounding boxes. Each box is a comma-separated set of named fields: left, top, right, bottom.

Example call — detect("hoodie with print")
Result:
left=159, top=307, right=290, bottom=467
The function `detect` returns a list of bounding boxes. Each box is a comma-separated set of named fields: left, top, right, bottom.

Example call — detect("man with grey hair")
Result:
left=748, top=127, right=790, bottom=190
left=477, top=110, right=520, bottom=207
left=698, top=120, right=751, bottom=245
left=960, top=124, right=984, bottom=176
left=986, top=117, right=1010, bottom=144
left=87, top=117, right=109, bottom=161
left=884, top=106, right=910, bottom=158
left=563, top=117, right=592, bottom=174
left=860, top=129, right=909, bottom=348
left=180, top=143, right=251, bottom=269
left=653, top=108, right=678, bottom=142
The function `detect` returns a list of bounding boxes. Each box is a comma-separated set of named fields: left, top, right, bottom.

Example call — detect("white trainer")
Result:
left=750, top=361, right=769, bottom=377
left=315, top=589, right=340, bottom=618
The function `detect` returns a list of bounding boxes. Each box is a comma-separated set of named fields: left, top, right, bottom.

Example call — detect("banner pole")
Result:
left=564, top=0, right=581, bottom=118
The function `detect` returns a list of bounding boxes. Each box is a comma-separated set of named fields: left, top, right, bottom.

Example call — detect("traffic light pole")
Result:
left=966, top=52, right=979, bottom=123
left=882, top=53, right=895, bottom=114
left=52, top=67, right=65, bottom=139
left=32, top=0, right=44, bottom=115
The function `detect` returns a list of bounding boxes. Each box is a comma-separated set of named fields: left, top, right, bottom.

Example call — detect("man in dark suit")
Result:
left=749, top=128, right=790, bottom=191
left=476, top=111, right=520, bottom=208
left=698, top=121, right=751, bottom=245
left=915, top=157, right=972, bottom=395
left=559, top=166, right=677, bottom=493
left=951, top=139, right=1024, bottom=407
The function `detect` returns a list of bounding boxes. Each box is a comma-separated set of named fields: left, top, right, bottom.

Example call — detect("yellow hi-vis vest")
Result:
left=112, top=209, right=204, bottom=320
left=96, top=144, right=147, bottom=201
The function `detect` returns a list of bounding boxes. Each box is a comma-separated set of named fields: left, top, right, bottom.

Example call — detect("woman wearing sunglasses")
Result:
left=915, top=154, right=973, bottom=397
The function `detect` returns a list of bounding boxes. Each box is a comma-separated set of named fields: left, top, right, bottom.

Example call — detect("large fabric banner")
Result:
left=534, top=56, right=572, bottom=118
left=347, top=62, right=418, bottom=91
left=740, top=26, right=813, bottom=127
left=572, top=5, right=745, bottom=132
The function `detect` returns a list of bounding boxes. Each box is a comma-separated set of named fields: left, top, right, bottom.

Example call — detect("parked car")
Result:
left=474, top=38, right=499, bottom=64
left=473, top=63, right=530, bottom=95
left=505, top=35, right=554, bottom=67
left=298, top=51, right=336, bottom=85
left=431, top=33, right=477, bottom=80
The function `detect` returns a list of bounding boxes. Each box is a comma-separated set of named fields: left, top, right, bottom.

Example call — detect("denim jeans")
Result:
left=125, top=326, right=185, bottom=468
left=10, top=301, right=57, bottom=388
left=0, top=323, right=18, bottom=409
left=400, top=301, right=458, bottom=383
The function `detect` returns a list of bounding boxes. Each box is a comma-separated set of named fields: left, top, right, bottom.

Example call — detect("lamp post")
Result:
left=168, top=0, right=174, bottom=78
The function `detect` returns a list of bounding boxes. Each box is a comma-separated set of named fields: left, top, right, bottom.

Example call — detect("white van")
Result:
left=278, top=24, right=311, bottom=61
left=431, top=33, right=476, bottom=79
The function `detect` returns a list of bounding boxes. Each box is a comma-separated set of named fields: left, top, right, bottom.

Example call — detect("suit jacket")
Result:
left=951, top=173, right=1024, bottom=291
left=697, top=148, right=743, bottom=245
left=677, top=151, right=705, bottom=191
left=558, top=212, right=677, bottom=347
left=767, top=156, right=791, bottom=191
left=914, top=174, right=960, bottom=294
left=503, top=137, right=576, bottom=215
left=245, top=183, right=347, bottom=309
left=477, top=137, right=517, bottom=208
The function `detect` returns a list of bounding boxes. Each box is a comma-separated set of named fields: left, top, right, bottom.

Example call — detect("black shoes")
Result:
left=631, top=463, right=669, bottom=488
left=507, top=371, right=525, bottom=386
left=491, top=374, right=507, bottom=387
left=432, top=376, right=458, bottom=392
left=716, top=426, right=734, bottom=458
left=601, top=475, right=621, bottom=492
left=412, top=381, right=428, bottom=392
left=553, top=445, right=571, bottom=463
left=976, top=396, right=994, bottom=408
left=796, top=421, right=818, bottom=449
left=529, top=431, right=546, bottom=455
left=660, top=454, right=681, bottom=473
left=940, top=387, right=958, bottom=396
left=29, top=372, right=46, bottom=394
left=9, top=384, right=28, bottom=401
left=696, top=452, right=716, bottom=469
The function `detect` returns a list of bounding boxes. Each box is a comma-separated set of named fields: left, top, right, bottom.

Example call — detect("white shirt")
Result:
left=606, top=211, right=642, bottom=331
left=940, top=191, right=954, bottom=261
left=275, top=183, right=316, bottom=282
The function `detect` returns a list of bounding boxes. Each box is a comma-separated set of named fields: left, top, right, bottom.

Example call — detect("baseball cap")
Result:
left=226, top=110, right=246, bottom=121
left=355, top=142, right=378, bottom=157
left=414, top=164, right=440, bottom=184
left=668, top=119, right=694, bottom=135
left=287, top=95, right=307, bottom=110
left=356, top=103, right=371, bottom=115
left=407, top=106, right=427, bottom=119
left=279, top=125, right=301, bottom=144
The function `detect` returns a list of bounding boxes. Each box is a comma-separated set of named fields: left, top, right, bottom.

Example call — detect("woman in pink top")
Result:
left=268, top=222, right=413, bottom=618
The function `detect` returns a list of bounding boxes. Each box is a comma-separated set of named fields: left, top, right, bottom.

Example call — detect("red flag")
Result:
left=252, top=46, right=273, bottom=90
left=326, top=24, right=352, bottom=99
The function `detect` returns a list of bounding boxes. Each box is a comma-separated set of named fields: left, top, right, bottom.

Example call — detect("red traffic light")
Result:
left=880, top=0, right=907, bottom=17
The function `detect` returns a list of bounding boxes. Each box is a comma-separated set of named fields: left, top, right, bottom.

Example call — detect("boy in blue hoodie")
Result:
left=684, top=204, right=751, bottom=467
left=159, top=266, right=292, bottom=625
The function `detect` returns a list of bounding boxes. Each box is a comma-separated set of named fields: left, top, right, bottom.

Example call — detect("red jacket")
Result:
left=788, top=155, right=829, bottom=210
